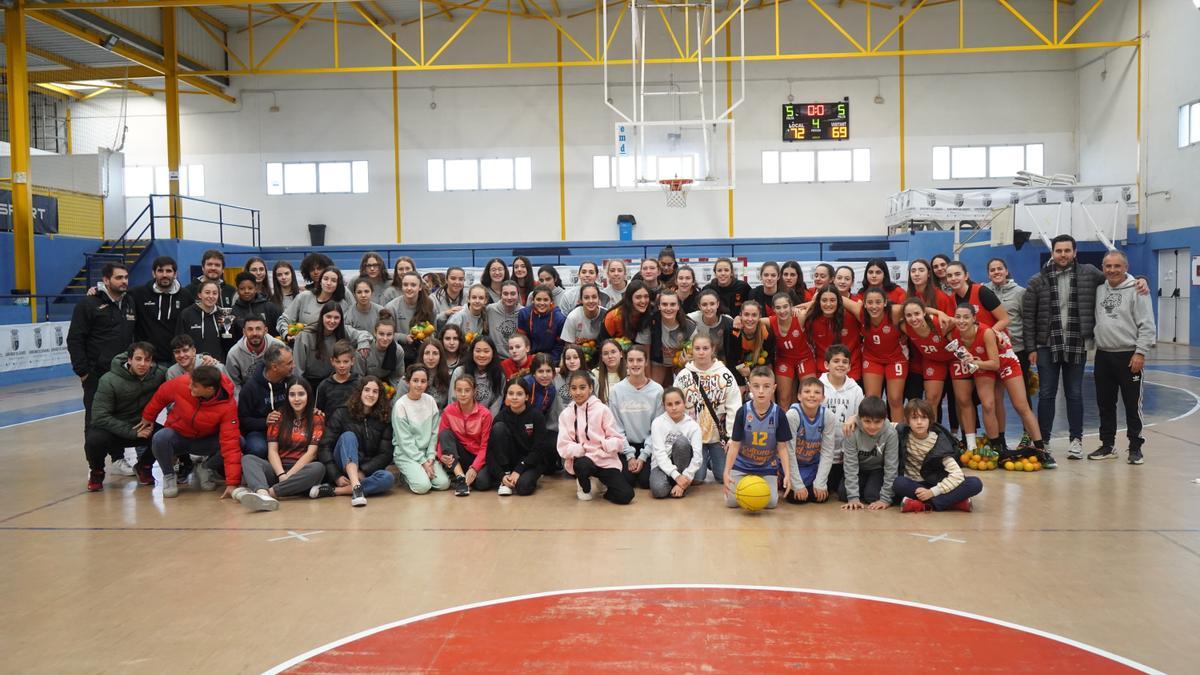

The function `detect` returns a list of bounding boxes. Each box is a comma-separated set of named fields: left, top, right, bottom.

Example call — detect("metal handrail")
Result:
left=0, top=294, right=70, bottom=322
left=144, top=194, right=262, bottom=248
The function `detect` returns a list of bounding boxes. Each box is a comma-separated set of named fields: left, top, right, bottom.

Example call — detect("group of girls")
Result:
left=241, top=248, right=1042, bottom=470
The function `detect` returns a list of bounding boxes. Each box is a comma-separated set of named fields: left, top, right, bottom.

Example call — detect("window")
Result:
left=592, top=155, right=636, bottom=189
left=124, top=164, right=204, bottom=197
left=1181, top=101, right=1200, bottom=148
left=932, top=144, right=1044, bottom=179
left=761, top=149, right=870, bottom=184
left=266, top=161, right=369, bottom=195
left=427, top=157, right=532, bottom=192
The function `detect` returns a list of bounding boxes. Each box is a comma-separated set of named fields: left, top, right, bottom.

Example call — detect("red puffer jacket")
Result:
left=142, top=373, right=243, bottom=485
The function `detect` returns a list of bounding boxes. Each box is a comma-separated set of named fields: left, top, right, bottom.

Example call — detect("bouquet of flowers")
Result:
left=671, top=340, right=693, bottom=369
left=577, top=338, right=597, bottom=364
left=613, top=337, right=633, bottom=352
left=464, top=331, right=478, bottom=344
left=286, top=322, right=306, bottom=337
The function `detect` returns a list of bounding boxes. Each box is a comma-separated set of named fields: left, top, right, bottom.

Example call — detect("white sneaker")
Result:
left=576, top=477, right=596, bottom=501
left=497, top=485, right=513, bottom=496
left=111, top=458, right=136, bottom=477
left=161, top=473, right=179, bottom=498
left=230, top=487, right=250, bottom=501
left=194, top=462, right=217, bottom=491
left=1068, top=438, right=1084, bottom=460
left=238, top=490, right=279, bottom=511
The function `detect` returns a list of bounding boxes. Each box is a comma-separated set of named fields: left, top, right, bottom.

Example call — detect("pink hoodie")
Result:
left=556, top=395, right=624, bottom=472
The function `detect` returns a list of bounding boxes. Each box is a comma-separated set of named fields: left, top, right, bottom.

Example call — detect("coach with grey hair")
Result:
left=1090, top=250, right=1155, bottom=465
left=237, top=343, right=297, bottom=459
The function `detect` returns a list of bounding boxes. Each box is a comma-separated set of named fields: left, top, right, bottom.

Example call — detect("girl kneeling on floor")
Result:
left=437, top=374, right=494, bottom=496
left=894, top=398, right=983, bottom=513
left=488, top=378, right=556, bottom=496
left=556, top=370, right=635, bottom=504
left=235, top=378, right=326, bottom=511
left=311, top=376, right=397, bottom=507
left=392, top=365, right=449, bottom=494
left=648, top=387, right=703, bottom=499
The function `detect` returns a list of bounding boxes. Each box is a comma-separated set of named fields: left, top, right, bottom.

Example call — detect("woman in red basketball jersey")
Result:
left=848, top=288, right=908, bottom=421
left=746, top=293, right=815, bottom=408
left=950, top=305, right=1043, bottom=457
left=806, top=287, right=863, bottom=381
left=807, top=263, right=835, bottom=302
left=900, top=298, right=956, bottom=406
left=944, top=261, right=1010, bottom=335
left=860, top=259, right=908, bottom=307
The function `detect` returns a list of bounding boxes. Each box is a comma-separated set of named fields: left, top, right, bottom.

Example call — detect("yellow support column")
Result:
left=898, top=17, right=906, bottom=192
left=163, top=6, right=183, bottom=239
left=556, top=33, right=567, bottom=241
left=5, top=0, right=38, bottom=322
left=392, top=32, right=403, bottom=242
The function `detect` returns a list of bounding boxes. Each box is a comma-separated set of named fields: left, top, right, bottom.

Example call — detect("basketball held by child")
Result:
left=735, top=475, right=772, bottom=512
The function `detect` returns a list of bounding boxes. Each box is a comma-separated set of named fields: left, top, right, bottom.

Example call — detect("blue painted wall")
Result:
left=0, top=232, right=102, bottom=324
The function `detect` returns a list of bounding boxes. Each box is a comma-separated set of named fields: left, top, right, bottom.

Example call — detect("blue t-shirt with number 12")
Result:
left=731, top=401, right=792, bottom=476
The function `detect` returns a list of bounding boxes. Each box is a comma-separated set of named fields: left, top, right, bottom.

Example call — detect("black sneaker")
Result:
left=453, top=475, right=470, bottom=497
left=308, top=483, right=335, bottom=499
left=1127, top=448, right=1144, bottom=465
left=1041, top=452, right=1058, bottom=469
left=1088, top=445, right=1118, bottom=461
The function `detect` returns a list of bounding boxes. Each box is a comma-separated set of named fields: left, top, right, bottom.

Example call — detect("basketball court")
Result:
left=0, top=345, right=1196, bottom=672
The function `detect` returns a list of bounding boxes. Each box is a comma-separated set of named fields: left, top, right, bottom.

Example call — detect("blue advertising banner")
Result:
left=0, top=189, right=60, bottom=234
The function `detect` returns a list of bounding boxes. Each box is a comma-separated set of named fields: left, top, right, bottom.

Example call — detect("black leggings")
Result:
left=438, top=429, right=495, bottom=491
left=573, top=456, right=634, bottom=505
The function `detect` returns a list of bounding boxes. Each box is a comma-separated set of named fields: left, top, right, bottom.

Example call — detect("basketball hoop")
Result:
left=660, top=178, right=693, bottom=208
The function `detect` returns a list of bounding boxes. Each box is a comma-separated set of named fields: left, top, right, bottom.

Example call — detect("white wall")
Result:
left=1075, top=0, right=1200, bottom=233
left=66, top=1, right=1089, bottom=245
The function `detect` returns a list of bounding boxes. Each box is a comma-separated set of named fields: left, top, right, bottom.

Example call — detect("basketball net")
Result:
left=660, top=178, right=693, bottom=208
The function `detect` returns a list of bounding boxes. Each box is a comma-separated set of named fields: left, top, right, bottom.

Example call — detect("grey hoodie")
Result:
left=841, top=421, right=899, bottom=504
left=277, top=291, right=350, bottom=335
left=986, top=278, right=1026, bottom=351
left=485, top=301, right=521, bottom=358
left=226, top=334, right=287, bottom=393
left=1095, top=276, right=1156, bottom=356
left=607, top=377, right=665, bottom=459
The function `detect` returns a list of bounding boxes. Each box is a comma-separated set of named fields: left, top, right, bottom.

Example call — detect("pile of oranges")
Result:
left=1003, top=456, right=1043, bottom=472
left=960, top=451, right=998, bottom=471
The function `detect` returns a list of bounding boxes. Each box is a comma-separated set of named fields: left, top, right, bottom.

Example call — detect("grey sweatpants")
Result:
left=649, top=436, right=699, bottom=499
left=241, top=455, right=324, bottom=497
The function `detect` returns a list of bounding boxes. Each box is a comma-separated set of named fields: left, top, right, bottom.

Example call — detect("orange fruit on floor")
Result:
left=1003, top=461, right=1014, bottom=471
left=968, top=461, right=979, bottom=470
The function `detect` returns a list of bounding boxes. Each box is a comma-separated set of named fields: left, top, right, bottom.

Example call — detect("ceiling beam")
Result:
left=25, top=65, right=160, bottom=83
left=26, top=11, right=235, bottom=102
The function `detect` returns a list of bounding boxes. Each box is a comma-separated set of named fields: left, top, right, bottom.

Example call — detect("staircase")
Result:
left=57, top=238, right=153, bottom=301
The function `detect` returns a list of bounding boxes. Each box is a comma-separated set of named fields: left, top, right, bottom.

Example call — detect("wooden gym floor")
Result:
left=2, top=345, right=1198, bottom=673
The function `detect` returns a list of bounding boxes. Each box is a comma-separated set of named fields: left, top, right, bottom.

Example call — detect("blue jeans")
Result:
left=151, top=428, right=220, bottom=477
left=334, top=431, right=396, bottom=496
left=1035, top=347, right=1085, bottom=443
left=893, top=475, right=983, bottom=511
left=692, top=441, right=727, bottom=484
left=241, top=431, right=269, bottom=459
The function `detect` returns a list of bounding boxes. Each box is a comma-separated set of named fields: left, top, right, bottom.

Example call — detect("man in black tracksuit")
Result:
left=131, top=255, right=192, bottom=364
left=237, top=345, right=297, bottom=459
left=67, top=262, right=136, bottom=441
left=185, top=248, right=236, bottom=308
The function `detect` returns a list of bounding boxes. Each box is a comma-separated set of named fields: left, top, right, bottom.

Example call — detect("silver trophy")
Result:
left=217, top=307, right=235, bottom=338
left=944, top=339, right=979, bottom=374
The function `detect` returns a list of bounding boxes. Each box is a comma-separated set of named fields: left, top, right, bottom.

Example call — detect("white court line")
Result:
left=262, top=583, right=1164, bottom=675
left=0, top=408, right=82, bottom=431
left=267, top=530, right=324, bottom=543
left=908, top=532, right=966, bottom=544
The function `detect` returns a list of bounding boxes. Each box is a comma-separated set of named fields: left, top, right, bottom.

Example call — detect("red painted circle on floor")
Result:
left=279, top=587, right=1148, bottom=673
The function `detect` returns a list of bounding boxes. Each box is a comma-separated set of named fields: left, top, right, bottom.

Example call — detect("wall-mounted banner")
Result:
left=0, top=190, right=60, bottom=235
left=0, top=321, right=71, bottom=374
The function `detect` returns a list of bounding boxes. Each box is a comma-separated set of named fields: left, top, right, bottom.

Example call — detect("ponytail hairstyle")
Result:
left=901, top=297, right=936, bottom=334
left=861, top=286, right=892, bottom=326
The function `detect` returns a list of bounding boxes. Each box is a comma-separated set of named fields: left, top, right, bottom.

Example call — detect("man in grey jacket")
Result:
left=1090, top=250, right=1155, bottom=465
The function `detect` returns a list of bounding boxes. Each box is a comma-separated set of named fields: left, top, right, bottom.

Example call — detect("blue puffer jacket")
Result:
left=516, top=305, right=566, bottom=363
